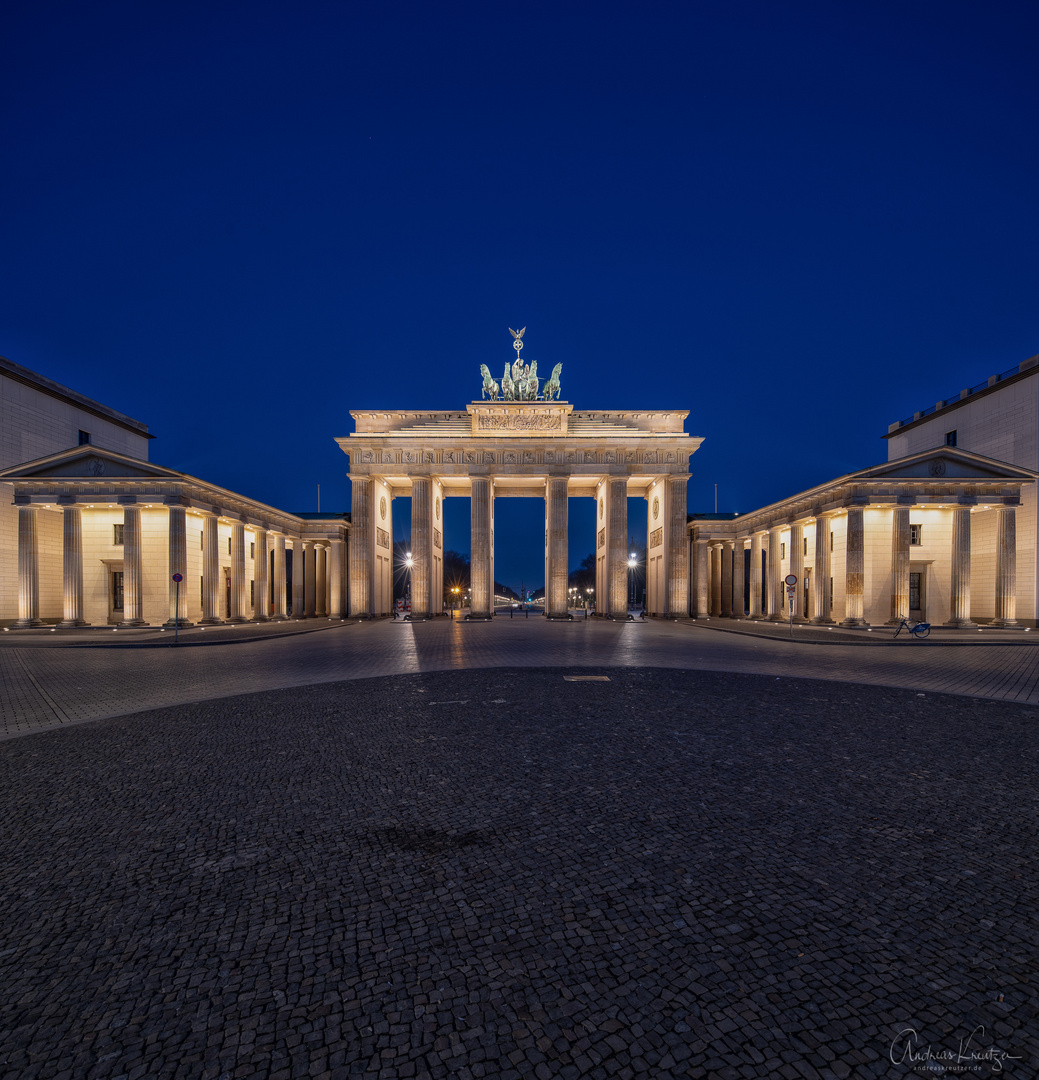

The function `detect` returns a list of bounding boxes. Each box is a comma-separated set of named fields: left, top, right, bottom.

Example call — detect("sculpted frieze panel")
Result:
left=523, top=450, right=538, bottom=464
left=483, top=451, right=495, bottom=464
left=597, top=527, right=606, bottom=549
left=444, top=450, right=458, bottom=463
left=604, top=450, right=617, bottom=463
left=650, top=527, right=663, bottom=548
left=477, top=413, right=562, bottom=431
left=625, top=450, right=639, bottom=463
left=503, top=451, right=518, bottom=465
left=434, top=527, right=442, bottom=549
left=376, top=527, right=389, bottom=550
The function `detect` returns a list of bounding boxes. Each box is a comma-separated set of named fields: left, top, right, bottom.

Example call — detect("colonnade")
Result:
left=348, top=473, right=690, bottom=619
left=693, top=504, right=1019, bottom=627
left=13, top=500, right=346, bottom=627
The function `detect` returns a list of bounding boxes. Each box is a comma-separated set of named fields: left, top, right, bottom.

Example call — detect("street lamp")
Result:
left=404, top=551, right=413, bottom=611
left=628, top=552, right=638, bottom=608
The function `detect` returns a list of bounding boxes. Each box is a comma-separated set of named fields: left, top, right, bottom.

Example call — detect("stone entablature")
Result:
left=343, top=403, right=699, bottom=489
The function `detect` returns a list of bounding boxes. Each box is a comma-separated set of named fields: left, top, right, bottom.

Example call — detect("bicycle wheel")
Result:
left=914, top=625, right=930, bottom=639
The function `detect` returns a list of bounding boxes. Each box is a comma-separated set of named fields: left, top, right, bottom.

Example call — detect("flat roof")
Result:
left=0, top=354, right=153, bottom=439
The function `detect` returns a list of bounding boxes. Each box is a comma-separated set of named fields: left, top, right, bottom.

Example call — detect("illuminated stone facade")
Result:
left=340, top=401, right=701, bottom=618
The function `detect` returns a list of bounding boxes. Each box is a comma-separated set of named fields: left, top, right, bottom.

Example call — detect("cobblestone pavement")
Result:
left=0, top=669, right=1035, bottom=1079
left=4, top=618, right=1039, bottom=740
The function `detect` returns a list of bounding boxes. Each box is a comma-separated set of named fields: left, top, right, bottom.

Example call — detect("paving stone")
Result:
left=0, top=649, right=1037, bottom=1078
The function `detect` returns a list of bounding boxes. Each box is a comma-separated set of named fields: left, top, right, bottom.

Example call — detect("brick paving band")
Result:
left=4, top=619, right=1039, bottom=741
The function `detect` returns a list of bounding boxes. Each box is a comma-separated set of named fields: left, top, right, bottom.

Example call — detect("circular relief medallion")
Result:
left=380, top=496, right=387, bottom=520
left=929, top=459, right=947, bottom=477
left=435, top=497, right=441, bottom=520
left=599, top=497, right=604, bottom=520
left=653, top=496, right=660, bottom=521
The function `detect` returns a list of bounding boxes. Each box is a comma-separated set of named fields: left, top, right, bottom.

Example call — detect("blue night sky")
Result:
left=3, top=1, right=1038, bottom=590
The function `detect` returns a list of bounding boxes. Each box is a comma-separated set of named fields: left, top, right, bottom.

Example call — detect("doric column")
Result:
left=470, top=477, right=493, bottom=618
left=888, top=506, right=910, bottom=624
left=59, top=502, right=88, bottom=627
left=731, top=538, right=745, bottom=618
left=254, top=527, right=269, bottom=621
left=666, top=476, right=689, bottom=617
left=811, top=515, right=834, bottom=624
left=545, top=477, right=569, bottom=617
left=272, top=533, right=287, bottom=619
left=329, top=537, right=344, bottom=618
left=693, top=539, right=710, bottom=617
left=164, top=504, right=191, bottom=627
left=14, top=505, right=43, bottom=627
left=314, top=543, right=326, bottom=616
left=709, top=544, right=721, bottom=615
left=304, top=541, right=317, bottom=617
left=607, top=478, right=628, bottom=617
left=411, top=478, right=432, bottom=618
left=767, top=526, right=783, bottom=621
left=789, top=521, right=806, bottom=623
left=946, top=505, right=976, bottom=627
left=201, top=512, right=222, bottom=624
left=841, top=507, right=867, bottom=627
left=349, top=477, right=371, bottom=616
left=720, top=540, right=734, bottom=617
left=748, top=533, right=763, bottom=619
left=292, top=539, right=305, bottom=617
left=200, top=514, right=222, bottom=626
left=228, top=520, right=247, bottom=623
left=121, top=503, right=146, bottom=626
left=992, top=507, right=1018, bottom=627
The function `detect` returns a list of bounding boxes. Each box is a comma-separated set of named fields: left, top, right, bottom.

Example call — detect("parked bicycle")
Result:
left=893, top=616, right=930, bottom=639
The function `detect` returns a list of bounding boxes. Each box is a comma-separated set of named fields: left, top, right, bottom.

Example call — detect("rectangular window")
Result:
left=112, top=571, right=124, bottom=611
left=830, top=530, right=833, bottom=551
left=804, top=538, right=807, bottom=556
left=201, top=576, right=204, bottom=607
left=945, top=430, right=957, bottom=447
left=78, top=430, right=91, bottom=445
left=113, top=523, right=124, bottom=545
left=250, top=580, right=255, bottom=606
left=201, top=531, right=204, bottom=550
left=829, top=576, right=833, bottom=607
left=910, top=523, right=922, bottom=546
left=250, top=542, right=255, bottom=559
left=228, top=537, right=232, bottom=555
left=780, top=542, right=786, bottom=559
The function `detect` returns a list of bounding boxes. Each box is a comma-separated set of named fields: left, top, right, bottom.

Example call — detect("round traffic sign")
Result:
left=172, top=573, right=183, bottom=582
left=784, top=574, right=797, bottom=585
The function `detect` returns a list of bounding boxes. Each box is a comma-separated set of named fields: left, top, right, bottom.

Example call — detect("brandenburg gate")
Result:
left=338, top=335, right=701, bottom=619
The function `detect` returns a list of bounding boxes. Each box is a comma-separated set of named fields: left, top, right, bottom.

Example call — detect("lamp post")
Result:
left=628, top=552, right=638, bottom=610
left=404, top=551, right=413, bottom=614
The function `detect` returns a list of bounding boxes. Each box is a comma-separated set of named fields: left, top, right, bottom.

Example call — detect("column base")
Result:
left=790, top=616, right=808, bottom=624
left=12, top=618, right=45, bottom=628
left=989, top=618, right=1019, bottom=628
left=253, top=616, right=270, bottom=623
left=945, top=618, right=978, bottom=628
left=163, top=619, right=194, bottom=628
left=811, top=617, right=836, bottom=626
left=200, top=616, right=224, bottom=625
left=270, top=613, right=289, bottom=621
left=120, top=618, right=147, bottom=627
left=767, top=614, right=786, bottom=622
left=840, top=617, right=868, bottom=627
left=57, top=619, right=90, bottom=628
left=227, top=616, right=250, bottom=624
